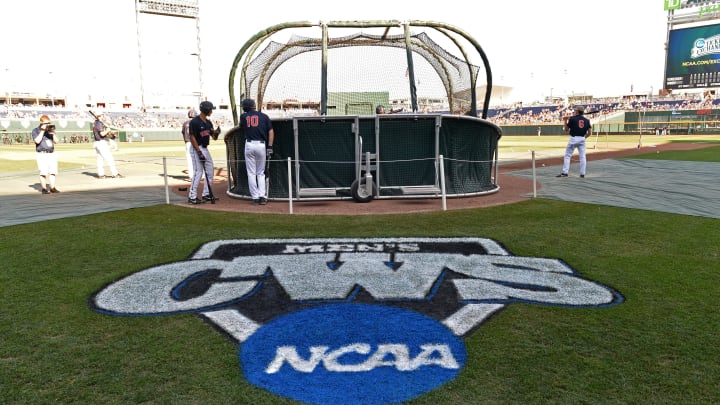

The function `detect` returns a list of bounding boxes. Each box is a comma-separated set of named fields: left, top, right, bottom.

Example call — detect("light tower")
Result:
left=135, top=0, right=202, bottom=111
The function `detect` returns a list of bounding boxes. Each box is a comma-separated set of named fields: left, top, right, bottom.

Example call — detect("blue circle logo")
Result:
left=696, top=39, right=706, bottom=49
left=240, top=304, right=466, bottom=404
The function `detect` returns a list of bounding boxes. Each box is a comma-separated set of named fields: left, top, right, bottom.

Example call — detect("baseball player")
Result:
left=92, top=112, right=123, bottom=179
left=240, top=98, right=274, bottom=205
left=188, top=100, right=220, bottom=204
left=557, top=105, right=592, bottom=178
left=32, top=115, right=60, bottom=194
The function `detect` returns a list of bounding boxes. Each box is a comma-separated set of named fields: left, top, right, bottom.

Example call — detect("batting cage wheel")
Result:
left=225, top=20, right=502, bottom=203
left=350, top=177, right=378, bottom=203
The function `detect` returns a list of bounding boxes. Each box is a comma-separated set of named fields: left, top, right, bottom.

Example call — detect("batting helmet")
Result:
left=39, top=115, right=51, bottom=124
left=241, top=98, right=256, bottom=112
left=187, top=109, right=197, bottom=118
left=199, top=101, right=214, bottom=114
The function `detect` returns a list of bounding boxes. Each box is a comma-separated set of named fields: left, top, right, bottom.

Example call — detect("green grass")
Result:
left=0, top=158, right=83, bottom=172
left=631, top=144, right=720, bottom=162
left=499, top=134, right=720, bottom=156
left=1, top=200, right=719, bottom=404
left=0, top=141, right=226, bottom=174
left=2, top=138, right=719, bottom=404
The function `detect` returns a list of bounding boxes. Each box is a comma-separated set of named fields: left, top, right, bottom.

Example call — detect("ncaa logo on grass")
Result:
left=90, top=237, right=623, bottom=404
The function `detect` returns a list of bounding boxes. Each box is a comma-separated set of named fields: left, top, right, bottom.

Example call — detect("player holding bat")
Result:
left=557, top=105, right=592, bottom=178
left=91, top=111, right=124, bottom=179
left=187, top=101, right=221, bottom=204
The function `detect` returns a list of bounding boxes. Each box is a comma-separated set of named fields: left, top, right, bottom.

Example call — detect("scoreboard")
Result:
left=665, top=23, right=720, bottom=89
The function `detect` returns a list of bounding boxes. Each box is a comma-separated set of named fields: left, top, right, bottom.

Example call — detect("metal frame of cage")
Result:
left=225, top=20, right=500, bottom=202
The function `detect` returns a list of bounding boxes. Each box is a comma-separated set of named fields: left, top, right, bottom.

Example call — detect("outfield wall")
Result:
left=501, top=110, right=720, bottom=135
left=1, top=118, right=185, bottom=144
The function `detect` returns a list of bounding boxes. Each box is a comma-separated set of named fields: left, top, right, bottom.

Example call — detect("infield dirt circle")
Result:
left=173, top=142, right=712, bottom=215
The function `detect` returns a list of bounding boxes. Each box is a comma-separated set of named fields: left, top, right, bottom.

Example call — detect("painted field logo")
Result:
left=90, top=238, right=623, bottom=404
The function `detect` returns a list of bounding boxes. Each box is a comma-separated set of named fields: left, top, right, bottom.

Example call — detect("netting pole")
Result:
left=403, top=22, right=419, bottom=112
left=287, top=157, right=293, bottom=214
left=163, top=156, right=170, bottom=204
left=439, top=154, right=447, bottom=211
left=320, top=23, right=328, bottom=115
left=531, top=151, right=537, bottom=198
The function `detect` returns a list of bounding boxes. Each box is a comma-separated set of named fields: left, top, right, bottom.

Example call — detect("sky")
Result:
left=3, top=0, right=672, bottom=108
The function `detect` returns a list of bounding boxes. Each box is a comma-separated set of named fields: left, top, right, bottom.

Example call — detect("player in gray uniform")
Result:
left=188, top=101, right=220, bottom=204
left=557, top=105, right=592, bottom=178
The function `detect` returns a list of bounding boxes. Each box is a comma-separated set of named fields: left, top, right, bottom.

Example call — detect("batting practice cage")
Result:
left=224, top=20, right=502, bottom=203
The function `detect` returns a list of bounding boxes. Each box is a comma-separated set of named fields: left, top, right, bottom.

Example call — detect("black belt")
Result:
left=38, top=151, right=53, bottom=153
left=247, top=140, right=264, bottom=143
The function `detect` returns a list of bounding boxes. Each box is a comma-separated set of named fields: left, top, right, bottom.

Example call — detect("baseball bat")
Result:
left=264, top=152, right=271, bottom=200
left=199, top=152, right=216, bottom=204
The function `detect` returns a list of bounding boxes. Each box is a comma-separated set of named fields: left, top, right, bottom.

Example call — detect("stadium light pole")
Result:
left=48, top=71, right=54, bottom=107
left=191, top=52, right=203, bottom=104
left=3, top=68, right=10, bottom=105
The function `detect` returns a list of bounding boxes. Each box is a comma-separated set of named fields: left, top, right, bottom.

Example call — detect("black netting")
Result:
left=227, top=115, right=501, bottom=199
left=240, top=31, right=482, bottom=114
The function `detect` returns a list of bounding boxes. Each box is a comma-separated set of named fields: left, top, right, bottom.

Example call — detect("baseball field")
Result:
left=1, top=135, right=719, bottom=404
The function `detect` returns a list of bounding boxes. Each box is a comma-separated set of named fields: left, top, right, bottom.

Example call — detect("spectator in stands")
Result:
left=32, top=115, right=60, bottom=194
left=92, top=112, right=124, bottom=179
left=557, top=105, right=592, bottom=178
left=376, top=105, right=385, bottom=114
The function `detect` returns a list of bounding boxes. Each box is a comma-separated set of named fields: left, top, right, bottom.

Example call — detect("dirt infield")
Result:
left=174, top=142, right=713, bottom=215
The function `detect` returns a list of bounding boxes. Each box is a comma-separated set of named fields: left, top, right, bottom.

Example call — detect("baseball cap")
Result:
left=575, top=105, right=585, bottom=113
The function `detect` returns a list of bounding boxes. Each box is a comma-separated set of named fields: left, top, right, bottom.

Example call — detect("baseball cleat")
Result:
left=187, top=197, right=203, bottom=205
left=556, top=173, right=568, bottom=178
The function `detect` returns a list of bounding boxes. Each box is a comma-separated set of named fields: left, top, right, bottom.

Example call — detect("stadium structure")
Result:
left=4, top=1, right=720, bottom=145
